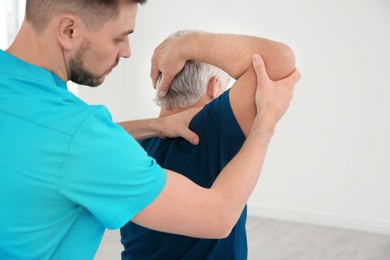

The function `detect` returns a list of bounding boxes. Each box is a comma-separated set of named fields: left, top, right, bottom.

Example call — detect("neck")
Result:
left=158, top=99, right=208, bottom=118
left=159, top=107, right=188, bottom=118
left=6, top=19, right=68, bottom=82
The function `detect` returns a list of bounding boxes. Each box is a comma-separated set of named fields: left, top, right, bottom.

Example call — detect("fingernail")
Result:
left=253, top=54, right=261, bottom=61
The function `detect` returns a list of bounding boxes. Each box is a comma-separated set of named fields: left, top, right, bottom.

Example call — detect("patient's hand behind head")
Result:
left=154, top=30, right=230, bottom=111
left=155, top=60, right=229, bottom=110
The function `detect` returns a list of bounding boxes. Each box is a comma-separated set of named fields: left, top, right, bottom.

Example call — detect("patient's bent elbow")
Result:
left=267, top=43, right=296, bottom=81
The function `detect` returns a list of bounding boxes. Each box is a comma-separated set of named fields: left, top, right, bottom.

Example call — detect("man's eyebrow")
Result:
left=122, top=30, right=134, bottom=36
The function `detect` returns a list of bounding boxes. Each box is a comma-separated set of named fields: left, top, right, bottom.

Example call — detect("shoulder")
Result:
left=191, top=90, right=244, bottom=138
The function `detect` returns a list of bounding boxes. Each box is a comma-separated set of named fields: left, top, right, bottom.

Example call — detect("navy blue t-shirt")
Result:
left=120, top=90, right=247, bottom=259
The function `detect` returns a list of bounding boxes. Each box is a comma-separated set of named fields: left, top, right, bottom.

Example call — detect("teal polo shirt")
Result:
left=0, top=50, right=167, bottom=259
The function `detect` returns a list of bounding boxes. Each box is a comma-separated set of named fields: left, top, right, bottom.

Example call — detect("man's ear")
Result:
left=206, top=76, right=219, bottom=99
left=56, top=15, right=82, bottom=51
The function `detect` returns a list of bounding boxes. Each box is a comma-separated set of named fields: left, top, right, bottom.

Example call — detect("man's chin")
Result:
left=94, top=76, right=106, bottom=87
left=75, top=76, right=105, bottom=88
left=89, top=79, right=105, bottom=88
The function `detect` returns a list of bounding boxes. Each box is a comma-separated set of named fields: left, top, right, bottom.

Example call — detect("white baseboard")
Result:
left=247, top=204, right=390, bottom=235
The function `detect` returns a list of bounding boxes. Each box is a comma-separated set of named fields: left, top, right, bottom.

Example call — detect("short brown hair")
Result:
left=25, top=0, right=147, bottom=32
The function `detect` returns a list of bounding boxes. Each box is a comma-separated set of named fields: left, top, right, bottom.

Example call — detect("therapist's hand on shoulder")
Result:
left=159, top=107, right=201, bottom=145
left=251, top=53, right=300, bottom=124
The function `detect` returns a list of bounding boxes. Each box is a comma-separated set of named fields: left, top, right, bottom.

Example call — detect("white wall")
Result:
left=0, top=0, right=25, bottom=50
left=0, top=1, right=7, bottom=49
left=79, top=0, right=390, bottom=235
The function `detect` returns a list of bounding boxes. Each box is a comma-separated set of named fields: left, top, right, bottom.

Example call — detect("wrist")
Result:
left=181, top=31, right=201, bottom=61
left=154, top=117, right=165, bottom=138
left=250, top=116, right=276, bottom=143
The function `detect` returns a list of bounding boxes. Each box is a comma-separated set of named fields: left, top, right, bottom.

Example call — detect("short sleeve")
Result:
left=59, top=106, right=166, bottom=229
left=190, top=90, right=245, bottom=166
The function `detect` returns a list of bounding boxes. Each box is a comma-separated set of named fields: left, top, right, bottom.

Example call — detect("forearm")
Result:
left=117, top=119, right=162, bottom=140
left=117, top=108, right=200, bottom=144
left=208, top=117, right=275, bottom=227
left=181, top=32, right=295, bottom=80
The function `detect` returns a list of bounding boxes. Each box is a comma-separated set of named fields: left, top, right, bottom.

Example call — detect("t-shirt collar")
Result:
left=0, top=49, right=68, bottom=90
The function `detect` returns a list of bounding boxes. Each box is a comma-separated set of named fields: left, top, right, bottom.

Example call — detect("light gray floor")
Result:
left=246, top=217, right=390, bottom=260
left=95, top=217, right=390, bottom=260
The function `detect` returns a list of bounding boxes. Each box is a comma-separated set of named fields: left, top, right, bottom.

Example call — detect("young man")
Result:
left=0, top=0, right=300, bottom=259
left=120, top=30, right=295, bottom=259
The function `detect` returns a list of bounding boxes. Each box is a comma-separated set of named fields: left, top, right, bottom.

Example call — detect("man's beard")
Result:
left=68, top=42, right=104, bottom=87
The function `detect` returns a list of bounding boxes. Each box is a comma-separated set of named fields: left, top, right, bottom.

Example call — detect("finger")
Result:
left=150, top=64, right=160, bottom=89
left=157, top=74, right=174, bottom=98
left=181, top=128, right=200, bottom=145
left=279, top=68, right=301, bottom=92
left=181, top=107, right=202, bottom=145
left=287, top=68, right=301, bottom=85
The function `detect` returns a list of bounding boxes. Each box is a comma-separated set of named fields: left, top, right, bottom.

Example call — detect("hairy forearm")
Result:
left=117, top=119, right=162, bottom=140
left=117, top=107, right=201, bottom=144
left=181, top=32, right=295, bottom=81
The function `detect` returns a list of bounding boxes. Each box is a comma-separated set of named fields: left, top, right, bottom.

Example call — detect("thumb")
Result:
left=251, top=54, right=269, bottom=84
left=181, top=128, right=200, bottom=145
left=182, top=107, right=201, bottom=145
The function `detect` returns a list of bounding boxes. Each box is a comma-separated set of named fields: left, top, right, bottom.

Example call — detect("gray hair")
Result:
left=156, top=31, right=230, bottom=110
